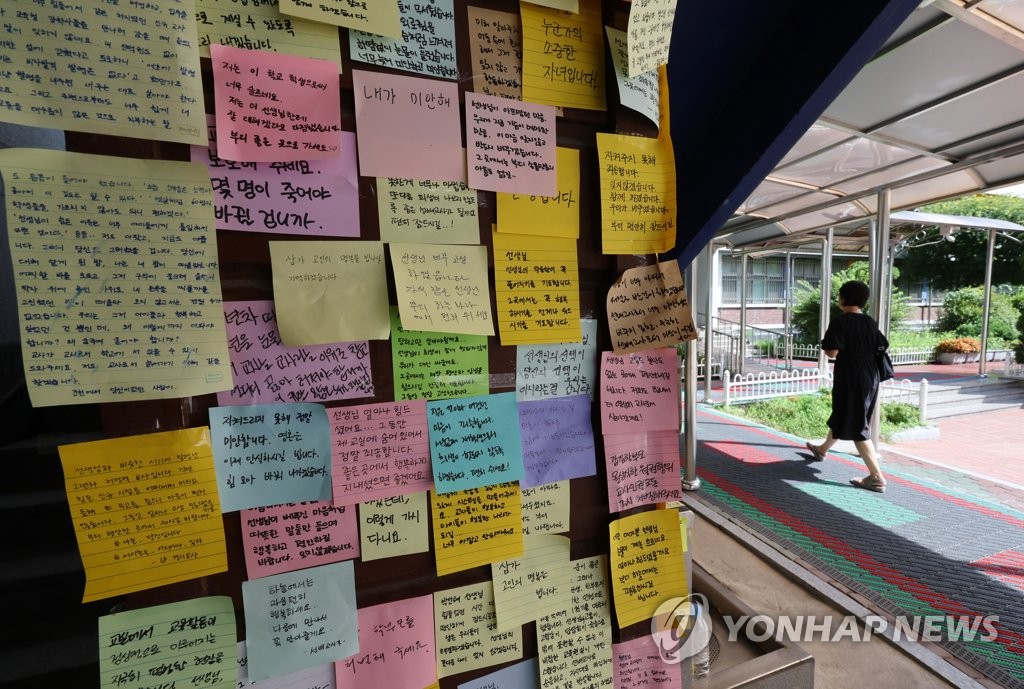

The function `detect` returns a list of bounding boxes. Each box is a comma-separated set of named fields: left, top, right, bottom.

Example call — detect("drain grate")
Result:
left=708, top=632, right=721, bottom=665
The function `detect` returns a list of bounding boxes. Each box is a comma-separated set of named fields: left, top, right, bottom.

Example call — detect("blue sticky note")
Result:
left=428, top=392, right=524, bottom=493
left=348, top=0, right=458, bottom=80
left=242, top=561, right=358, bottom=681
left=458, top=658, right=540, bottom=689
left=209, top=403, right=332, bottom=512
left=518, top=394, right=596, bottom=488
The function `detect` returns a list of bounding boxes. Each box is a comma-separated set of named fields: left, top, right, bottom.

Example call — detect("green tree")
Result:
left=791, top=262, right=909, bottom=343
left=898, top=194, right=1024, bottom=290
left=935, top=287, right=1018, bottom=340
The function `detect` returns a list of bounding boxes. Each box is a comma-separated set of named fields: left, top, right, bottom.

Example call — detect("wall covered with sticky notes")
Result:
left=0, top=0, right=693, bottom=687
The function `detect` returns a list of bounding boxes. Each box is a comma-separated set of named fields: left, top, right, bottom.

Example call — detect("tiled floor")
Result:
left=692, top=407, right=1024, bottom=688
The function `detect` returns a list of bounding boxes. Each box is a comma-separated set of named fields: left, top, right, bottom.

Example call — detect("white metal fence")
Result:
left=1005, top=353, right=1024, bottom=379
left=791, top=344, right=934, bottom=365
left=722, top=368, right=829, bottom=405
left=722, top=368, right=929, bottom=424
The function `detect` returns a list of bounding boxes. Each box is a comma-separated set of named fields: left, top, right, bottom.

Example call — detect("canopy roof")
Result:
left=718, top=0, right=1024, bottom=252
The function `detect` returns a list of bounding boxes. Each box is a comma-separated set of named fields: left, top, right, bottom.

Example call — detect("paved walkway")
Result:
left=692, top=406, right=1024, bottom=688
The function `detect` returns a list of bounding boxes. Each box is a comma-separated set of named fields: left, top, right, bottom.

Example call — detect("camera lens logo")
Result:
left=650, top=594, right=712, bottom=664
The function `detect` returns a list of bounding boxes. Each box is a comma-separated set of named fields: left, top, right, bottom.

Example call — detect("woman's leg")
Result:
left=808, top=430, right=837, bottom=456
left=853, top=439, right=885, bottom=483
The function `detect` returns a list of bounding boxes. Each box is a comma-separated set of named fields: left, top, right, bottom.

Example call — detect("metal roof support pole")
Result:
left=784, top=251, right=793, bottom=370
left=818, top=228, right=834, bottom=373
left=682, top=258, right=701, bottom=492
left=704, top=242, right=715, bottom=401
left=739, top=253, right=748, bottom=375
left=979, top=228, right=997, bottom=377
left=869, top=190, right=891, bottom=451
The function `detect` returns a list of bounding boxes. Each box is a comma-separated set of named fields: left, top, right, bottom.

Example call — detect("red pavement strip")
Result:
left=698, top=464, right=1024, bottom=658
left=708, top=412, right=1024, bottom=530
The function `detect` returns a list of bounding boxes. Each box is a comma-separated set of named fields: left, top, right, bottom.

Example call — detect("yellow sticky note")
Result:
left=497, top=147, right=580, bottom=238
left=521, top=0, right=606, bottom=111
left=597, top=132, right=677, bottom=255
left=60, top=427, right=227, bottom=603
left=492, top=534, right=572, bottom=631
left=521, top=481, right=570, bottom=535
left=377, top=177, right=480, bottom=245
left=609, top=508, right=686, bottom=627
left=279, top=0, right=402, bottom=38
left=434, top=581, right=524, bottom=678
left=431, top=484, right=523, bottom=576
left=493, top=231, right=581, bottom=345
left=100, top=597, right=237, bottom=689
left=658, top=65, right=671, bottom=138
left=1, top=149, right=232, bottom=407
left=269, top=241, right=390, bottom=346
left=358, top=492, right=430, bottom=561
left=196, top=0, right=342, bottom=68
left=391, top=243, right=494, bottom=336
left=0, top=2, right=205, bottom=144
left=537, top=555, right=613, bottom=686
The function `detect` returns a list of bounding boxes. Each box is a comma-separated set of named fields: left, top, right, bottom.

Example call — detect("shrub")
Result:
left=935, top=337, right=981, bottom=354
left=936, top=287, right=1017, bottom=340
left=792, top=262, right=908, bottom=343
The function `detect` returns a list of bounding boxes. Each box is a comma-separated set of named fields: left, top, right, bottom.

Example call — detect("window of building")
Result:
left=721, top=255, right=824, bottom=304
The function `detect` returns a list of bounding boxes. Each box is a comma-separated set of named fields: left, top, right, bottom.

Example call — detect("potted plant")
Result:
left=935, top=337, right=982, bottom=364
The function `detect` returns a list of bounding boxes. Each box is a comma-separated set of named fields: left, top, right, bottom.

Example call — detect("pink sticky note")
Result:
left=336, top=595, right=436, bottom=689
left=192, top=125, right=360, bottom=236
left=241, top=501, right=359, bottom=579
left=466, top=92, right=556, bottom=196
left=331, top=400, right=433, bottom=504
left=212, top=44, right=342, bottom=162
left=600, top=348, right=680, bottom=434
left=352, top=70, right=464, bottom=182
left=219, top=301, right=374, bottom=405
left=604, top=430, right=681, bottom=512
left=613, top=635, right=684, bottom=689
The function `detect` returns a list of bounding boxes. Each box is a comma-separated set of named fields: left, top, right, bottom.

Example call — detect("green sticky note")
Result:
left=390, top=307, right=489, bottom=400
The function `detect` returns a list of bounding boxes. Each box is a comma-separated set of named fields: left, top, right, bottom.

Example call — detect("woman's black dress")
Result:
left=821, top=312, right=888, bottom=441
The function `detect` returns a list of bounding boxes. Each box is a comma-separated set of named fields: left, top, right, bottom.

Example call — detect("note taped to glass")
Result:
left=433, top=581, right=523, bottom=678
left=599, top=349, right=680, bottom=434
left=609, top=508, right=686, bottom=627
left=390, top=308, right=489, bottom=401
left=212, top=44, right=342, bottom=163
left=497, top=147, right=580, bottom=238
left=269, top=240, right=390, bottom=346
left=431, top=484, right=523, bottom=576
left=521, top=0, right=606, bottom=111
left=493, top=231, right=580, bottom=345
left=466, top=7, right=523, bottom=100
left=0, top=0, right=206, bottom=144
left=279, top=0, right=402, bottom=38
left=0, top=149, right=232, bottom=407
left=196, top=0, right=342, bottom=67
left=390, top=243, right=494, bottom=336
left=99, top=597, right=236, bottom=689
left=607, top=259, right=696, bottom=353
left=60, top=427, right=227, bottom=603
left=626, top=0, right=679, bottom=77
left=597, top=132, right=676, bottom=255
left=349, top=0, right=457, bottom=80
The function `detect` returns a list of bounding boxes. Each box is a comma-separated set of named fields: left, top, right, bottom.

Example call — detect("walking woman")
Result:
left=805, top=280, right=888, bottom=492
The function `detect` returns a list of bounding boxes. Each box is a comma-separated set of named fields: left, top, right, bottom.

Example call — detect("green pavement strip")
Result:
left=699, top=406, right=1024, bottom=521
left=701, top=480, right=1018, bottom=673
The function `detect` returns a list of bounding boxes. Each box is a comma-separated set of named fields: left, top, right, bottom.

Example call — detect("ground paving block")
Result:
left=696, top=408, right=1024, bottom=688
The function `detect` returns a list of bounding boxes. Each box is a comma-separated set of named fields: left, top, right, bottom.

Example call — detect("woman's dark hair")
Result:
left=838, top=280, right=870, bottom=309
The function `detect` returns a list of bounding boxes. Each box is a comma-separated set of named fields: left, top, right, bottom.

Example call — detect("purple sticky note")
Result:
left=192, top=126, right=360, bottom=237
left=518, top=395, right=596, bottom=488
